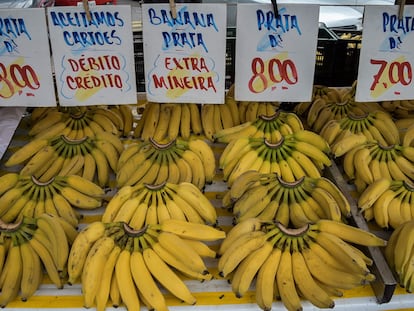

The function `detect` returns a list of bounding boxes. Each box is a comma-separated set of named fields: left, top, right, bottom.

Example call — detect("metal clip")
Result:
left=271, top=0, right=280, bottom=18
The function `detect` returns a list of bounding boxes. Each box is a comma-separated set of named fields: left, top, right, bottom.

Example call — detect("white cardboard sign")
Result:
left=356, top=5, right=414, bottom=101
left=0, top=9, right=56, bottom=107
left=142, top=3, right=227, bottom=104
left=234, top=3, right=319, bottom=102
left=47, top=5, right=137, bottom=107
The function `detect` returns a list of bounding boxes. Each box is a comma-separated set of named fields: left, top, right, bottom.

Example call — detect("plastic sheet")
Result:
left=0, top=107, right=26, bottom=159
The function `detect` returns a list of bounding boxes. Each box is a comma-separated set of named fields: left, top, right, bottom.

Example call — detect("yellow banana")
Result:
left=36, top=213, right=69, bottom=273
left=115, top=246, right=141, bottom=310
left=218, top=218, right=263, bottom=255
left=165, top=182, right=217, bottom=225
left=67, top=221, right=106, bottom=285
left=157, top=231, right=208, bottom=274
left=160, top=219, right=225, bottom=241
left=58, top=184, right=102, bottom=209
left=82, top=236, right=116, bottom=308
left=150, top=239, right=212, bottom=281
left=0, top=240, right=22, bottom=307
left=28, top=231, right=63, bottom=289
left=130, top=246, right=169, bottom=311
left=19, top=241, right=43, bottom=302
left=314, top=177, right=351, bottom=217
left=179, top=104, right=191, bottom=139
left=167, top=103, right=182, bottom=140
left=231, top=239, right=274, bottom=298
left=95, top=245, right=121, bottom=311
left=357, top=178, right=392, bottom=212
left=276, top=239, right=302, bottom=311
left=218, top=230, right=267, bottom=277
left=153, top=104, right=172, bottom=143
left=0, top=173, right=20, bottom=197
left=291, top=249, right=335, bottom=309
left=188, top=103, right=203, bottom=135
left=255, top=247, right=282, bottom=311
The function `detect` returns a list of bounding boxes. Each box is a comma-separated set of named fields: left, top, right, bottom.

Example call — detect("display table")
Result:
left=1, top=107, right=414, bottom=311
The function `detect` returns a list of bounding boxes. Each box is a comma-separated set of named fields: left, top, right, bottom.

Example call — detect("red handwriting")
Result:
left=248, top=57, right=298, bottom=93
left=370, top=58, right=412, bottom=91
left=0, top=63, right=40, bottom=98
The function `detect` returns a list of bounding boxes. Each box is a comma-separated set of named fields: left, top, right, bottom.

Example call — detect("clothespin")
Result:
left=271, top=0, right=280, bottom=18
left=169, top=0, right=177, bottom=19
left=82, top=0, right=92, bottom=22
left=398, top=0, right=406, bottom=20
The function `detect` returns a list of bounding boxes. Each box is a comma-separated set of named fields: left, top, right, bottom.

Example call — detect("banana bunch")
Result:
left=4, top=132, right=124, bottom=187
left=116, top=137, right=215, bottom=190
left=223, top=171, right=350, bottom=225
left=29, top=105, right=134, bottom=139
left=133, top=102, right=203, bottom=141
left=0, top=173, right=104, bottom=226
left=219, top=130, right=331, bottom=186
left=218, top=218, right=386, bottom=311
left=321, top=110, right=400, bottom=148
left=340, top=141, right=414, bottom=193
left=357, top=178, right=414, bottom=229
left=102, top=181, right=218, bottom=227
left=68, top=219, right=225, bottom=311
left=293, top=84, right=341, bottom=117
left=380, top=99, right=414, bottom=118
left=0, top=214, right=75, bottom=307
left=303, top=84, right=384, bottom=133
left=213, top=111, right=304, bottom=144
left=396, top=118, right=414, bottom=143
left=201, top=99, right=280, bottom=142
left=385, top=220, right=414, bottom=292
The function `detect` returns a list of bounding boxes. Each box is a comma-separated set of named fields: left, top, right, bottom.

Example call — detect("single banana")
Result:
left=159, top=219, right=225, bottom=241
left=179, top=104, right=192, bottom=139
left=19, top=240, right=43, bottom=302
left=130, top=246, right=169, bottom=311
left=255, top=247, right=282, bottom=311
left=115, top=246, right=141, bottom=310
left=167, top=103, right=182, bottom=140
left=95, top=245, right=121, bottom=311
left=276, top=239, right=302, bottom=311
left=0, top=239, right=23, bottom=307
left=82, top=236, right=116, bottom=308
left=67, top=221, right=106, bottom=285
left=0, top=173, right=20, bottom=197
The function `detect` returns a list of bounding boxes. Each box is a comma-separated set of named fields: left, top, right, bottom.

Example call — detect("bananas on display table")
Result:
left=2, top=93, right=414, bottom=311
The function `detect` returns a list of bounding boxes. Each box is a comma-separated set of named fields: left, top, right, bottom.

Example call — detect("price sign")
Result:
left=47, top=5, right=137, bottom=107
left=0, top=9, right=56, bottom=107
left=142, top=3, right=227, bottom=104
left=234, top=4, right=319, bottom=102
left=356, top=5, right=414, bottom=101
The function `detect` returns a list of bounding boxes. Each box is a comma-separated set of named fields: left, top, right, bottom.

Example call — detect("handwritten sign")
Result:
left=47, top=5, right=137, bottom=107
left=142, top=3, right=227, bottom=104
left=0, top=9, right=56, bottom=107
left=234, top=4, right=319, bottom=102
left=356, top=5, right=414, bottom=101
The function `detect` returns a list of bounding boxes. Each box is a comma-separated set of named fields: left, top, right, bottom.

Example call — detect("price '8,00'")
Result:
left=248, top=57, right=298, bottom=93
left=0, top=63, right=40, bottom=99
